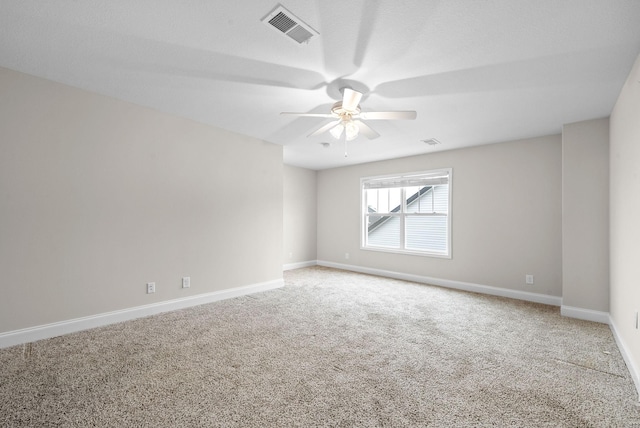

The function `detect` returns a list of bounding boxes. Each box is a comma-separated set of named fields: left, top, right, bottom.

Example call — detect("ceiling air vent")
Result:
left=262, top=5, right=319, bottom=45
left=422, top=138, right=442, bottom=146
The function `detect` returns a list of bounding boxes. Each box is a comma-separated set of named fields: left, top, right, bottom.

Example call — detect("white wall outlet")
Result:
left=525, top=274, right=534, bottom=285
left=147, top=282, right=156, bottom=294
left=345, top=252, right=350, bottom=260
left=289, top=252, right=293, bottom=259
left=182, top=277, right=191, bottom=288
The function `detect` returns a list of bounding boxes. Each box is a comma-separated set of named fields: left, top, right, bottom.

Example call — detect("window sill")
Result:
left=361, top=245, right=451, bottom=259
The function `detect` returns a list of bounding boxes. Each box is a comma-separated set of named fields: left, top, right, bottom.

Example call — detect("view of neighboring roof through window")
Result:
left=361, top=169, right=452, bottom=258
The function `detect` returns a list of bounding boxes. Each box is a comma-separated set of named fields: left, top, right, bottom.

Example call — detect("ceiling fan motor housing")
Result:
left=331, top=101, right=361, bottom=119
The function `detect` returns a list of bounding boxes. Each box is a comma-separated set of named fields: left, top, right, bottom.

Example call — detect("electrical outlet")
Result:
left=182, top=277, right=190, bottom=289
left=345, top=253, right=350, bottom=260
left=289, top=252, right=293, bottom=259
left=147, top=282, right=156, bottom=294
left=525, top=274, right=534, bottom=285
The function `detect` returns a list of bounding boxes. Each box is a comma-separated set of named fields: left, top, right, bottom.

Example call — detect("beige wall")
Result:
left=0, top=67, right=283, bottom=333
left=562, top=118, right=609, bottom=312
left=283, top=165, right=317, bottom=265
left=610, top=54, right=640, bottom=386
left=317, top=135, right=563, bottom=296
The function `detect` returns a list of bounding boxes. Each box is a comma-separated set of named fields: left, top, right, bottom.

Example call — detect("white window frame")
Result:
left=360, top=168, right=452, bottom=258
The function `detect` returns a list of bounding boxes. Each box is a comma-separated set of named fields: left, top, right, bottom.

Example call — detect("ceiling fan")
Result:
left=281, top=88, right=417, bottom=141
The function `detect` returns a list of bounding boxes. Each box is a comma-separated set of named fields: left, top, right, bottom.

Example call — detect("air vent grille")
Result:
left=262, top=5, right=319, bottom=44
left=269, top=12, right=296, bottom=33
left=422, top=138, right=442, bottom=146
left=287, top=25, right=314, bottom=44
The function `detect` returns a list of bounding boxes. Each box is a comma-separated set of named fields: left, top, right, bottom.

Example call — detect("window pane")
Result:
left=365, top=189, right=379, bottom=213
left=366, top=215, right=400, bottom=248
left=433, top=184, right=449, bottom=213
left=405, top=186, right=420, bottom=211
left=379, top=189, right=390, bottom=212
left=388, top=188, right=402, bottom=212
left=407, top=186, right=432, bottom=213
left=367, top=188, right=402, bottom=213
left=405, top=215, right=447, bottom=252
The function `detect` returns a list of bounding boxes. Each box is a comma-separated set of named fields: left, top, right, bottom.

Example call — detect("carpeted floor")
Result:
left=1, top=266, right=639, bottom=427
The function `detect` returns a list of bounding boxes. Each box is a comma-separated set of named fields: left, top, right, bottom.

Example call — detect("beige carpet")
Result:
left=1, top=266, right=639, bottom=427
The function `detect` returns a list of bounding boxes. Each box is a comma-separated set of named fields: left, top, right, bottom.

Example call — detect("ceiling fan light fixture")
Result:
left=344, top=120, right=359, bottom=141
left=329, top=123, right=344, bottom=139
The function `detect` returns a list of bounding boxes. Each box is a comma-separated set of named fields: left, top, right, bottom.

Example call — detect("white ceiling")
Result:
left=1, top=1, right=640, bottom=170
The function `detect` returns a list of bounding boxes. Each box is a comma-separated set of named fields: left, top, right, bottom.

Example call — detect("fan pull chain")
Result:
left=344, top=137, right=348, bottom=157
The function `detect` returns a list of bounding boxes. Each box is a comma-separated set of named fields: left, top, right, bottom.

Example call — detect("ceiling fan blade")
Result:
left=280, top=112, right=335, bottom=118
left=130, top=38, right=327, bottom=91
left=359, top=111, right=417, bottom=120
left=342, top=88, right=363, bottom=111
left=354, top=120, right=380, bottom=139
left=308, top=120, right=341, bottom=137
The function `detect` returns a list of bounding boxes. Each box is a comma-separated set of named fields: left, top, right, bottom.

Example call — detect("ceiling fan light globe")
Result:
left=345, top=121, right=359, bottom=141
left=329, top=123, right=344, bottom=139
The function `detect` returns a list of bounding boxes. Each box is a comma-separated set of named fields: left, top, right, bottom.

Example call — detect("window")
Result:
left=361, top=169, right=452, bottom=258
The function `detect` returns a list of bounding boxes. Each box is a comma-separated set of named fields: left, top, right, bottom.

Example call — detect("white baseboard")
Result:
left=0, top=278, right=284, bottom=349
left=317, top=260, right=562, bottom=307
left=560, top=305, right=610, bottom=324
left=283, top=260, right=318, bottom=271
left=609, top=317, right=640, bottom=401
